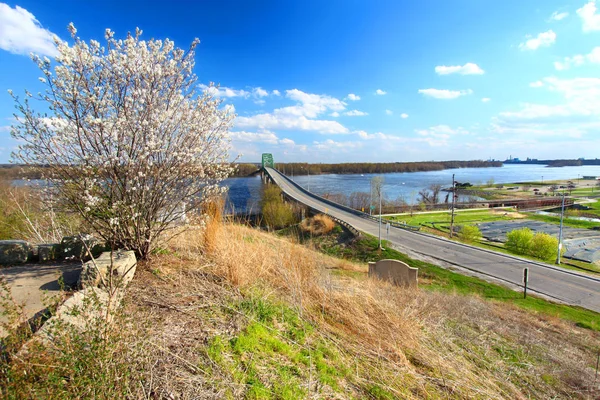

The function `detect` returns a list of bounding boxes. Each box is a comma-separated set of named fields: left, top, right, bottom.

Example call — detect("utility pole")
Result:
left=450, top=174, right=456, bottom=238
left=307, top=167, right=310, bottom=192
left=556, top=193, right=566, bottom=264
left=379, top=186, right=383, bottom=249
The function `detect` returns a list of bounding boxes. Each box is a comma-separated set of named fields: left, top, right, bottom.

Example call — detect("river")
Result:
left=224, top=164, right=600, bottom=213
left=12, top=164, right=600, bottom=214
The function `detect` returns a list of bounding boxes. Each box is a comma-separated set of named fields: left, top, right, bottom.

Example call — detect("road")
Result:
left=265, top=167, right=600, bottom=313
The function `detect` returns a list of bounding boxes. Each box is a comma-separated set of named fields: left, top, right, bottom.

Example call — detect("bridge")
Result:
left=263, top=167, right=600, bottom=313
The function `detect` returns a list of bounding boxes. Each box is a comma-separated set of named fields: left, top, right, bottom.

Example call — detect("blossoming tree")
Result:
left=10, top=25, right=234, bottom=258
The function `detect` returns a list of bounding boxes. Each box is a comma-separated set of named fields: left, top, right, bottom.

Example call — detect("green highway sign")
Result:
left=262, top=153, right=274, bottom=168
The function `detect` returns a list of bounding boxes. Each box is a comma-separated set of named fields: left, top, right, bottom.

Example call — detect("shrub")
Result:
left=505, top=228, right=534, bottom=256
left=505, top=228, right=563, bottom=261
left=458, top=225, right=482, bottom=243
left=529, top=232, right=560, bottom=261
left=299, top=214, right=336, bottom=236
left=261, top=185, right=296, bottom=230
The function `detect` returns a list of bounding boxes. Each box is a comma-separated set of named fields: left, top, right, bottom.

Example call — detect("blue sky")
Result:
left=1, top=0, right=600, bottom=163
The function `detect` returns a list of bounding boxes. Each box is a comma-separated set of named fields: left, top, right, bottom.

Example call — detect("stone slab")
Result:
left=78, top=250, right=137, bottom=290
left=38, top=243, right=61, bottom=263
left=60, top=235, right=104, bottom=261
left=0, top=240, right=32, bottom=266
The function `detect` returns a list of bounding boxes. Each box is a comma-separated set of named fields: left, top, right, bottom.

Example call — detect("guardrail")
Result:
left=264, top=168, right=420, bottom=233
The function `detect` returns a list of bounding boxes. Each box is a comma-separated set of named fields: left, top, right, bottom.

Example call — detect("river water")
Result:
left=224, top=164, right=600, bottom=214
left=13, top=164, right=600, bottom=214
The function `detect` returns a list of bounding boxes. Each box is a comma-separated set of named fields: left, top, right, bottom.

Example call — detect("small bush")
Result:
left=505, top=228, right=563, bottom=261
left=505, top=228, right=534, bottom=256
left=529, top=232, right=560, bottom=261
left=261, top=185, right=297, bottom=230
left=299, top=214, right=336, bottom=236
left=458, top=225, right=482, bottom=243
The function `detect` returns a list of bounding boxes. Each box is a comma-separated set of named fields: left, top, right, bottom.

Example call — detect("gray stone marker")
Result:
left=368, top=259, right=418, bottom=287
left=0, top=240, right=32, bottom=266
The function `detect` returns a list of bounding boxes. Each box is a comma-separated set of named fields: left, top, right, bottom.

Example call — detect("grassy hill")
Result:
left=2, top=219, right=599, bottom=398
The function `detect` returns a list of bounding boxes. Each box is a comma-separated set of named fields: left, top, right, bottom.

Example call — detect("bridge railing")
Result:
left=265, top=168, right=420, bottom=232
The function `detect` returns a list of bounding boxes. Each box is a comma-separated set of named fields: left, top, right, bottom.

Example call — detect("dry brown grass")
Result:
left=155, top=221, right=600, bottom=399
left=4, top=217, right=598, bottom=398
left=299, top=214, right=336, bottom=236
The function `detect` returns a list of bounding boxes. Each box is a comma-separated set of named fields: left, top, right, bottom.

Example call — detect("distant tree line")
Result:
left=276, top=160, right=501, bottom=176
left=1, top=163, right=263, bottom=180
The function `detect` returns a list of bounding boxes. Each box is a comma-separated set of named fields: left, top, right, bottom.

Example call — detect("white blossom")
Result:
left=10, top=25, right=234, bottom=258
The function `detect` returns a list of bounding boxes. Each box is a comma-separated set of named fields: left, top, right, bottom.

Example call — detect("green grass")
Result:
left=206, top=293, right=396, bottom=399
left=315, top=233, right=600, bottom=332
left=385, top=209, right=517, bottom=226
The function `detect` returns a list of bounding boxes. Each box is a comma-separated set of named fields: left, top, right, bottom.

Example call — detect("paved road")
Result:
left=265, top=167, right=600, bottom=313
left=0, top=262, right=80, bottom=337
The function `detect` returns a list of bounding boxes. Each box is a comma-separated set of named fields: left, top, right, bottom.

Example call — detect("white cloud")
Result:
left=418, top=88, right=473, bottom=99
left=285, top=89, right=346, bottom=116
left=200, top=84, right=250, bottom=98
left=354, top=130, right=402, bottom=141
left=346, top=93, right=360, bottom=101
left=313, top=139, right=364, bottom=150
left=0, top=3, right=60, bottom=57
left=416, top=125, right=470, bottom=137
left=223, top=104, right=236, bottom=114
left=519, top=30, right=556, bottom=51
left=272, top=90, right=281, bottom=96
left=578, top=1, right=600, bottom=32
left=529, top=80, right=544, bottom=88
left=235, top=89, right=349, bottom=134
left=345, top=110, right=368, bottom=116
left=279, top=138, right=295, bottom=146
left=385, top=109, right=393, bottom=115
left=554, top=47, right=600, bottom=70
left=435, top=63, right=484, bottom=75
left=549, top=11, right=569, bottom=21
left=499, top=76, right=600, bottom=121
left=375, top=89, right=387, bottom=95
left=400, top=113, right=409, bottom=119
left=236, top=113, right=348, bottom=134
left=329, top=111, right=340, bottom=117
left=230, top=130, right=279, bottom=144
left=254, top=99, right=265, bottom=105
left=252, top=87, right=269, bottom=98
left=481, top=98, right=491, bottom=103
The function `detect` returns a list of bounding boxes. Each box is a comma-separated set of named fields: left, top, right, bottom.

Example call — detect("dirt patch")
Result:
left=490, top=209, right=528, bottom=219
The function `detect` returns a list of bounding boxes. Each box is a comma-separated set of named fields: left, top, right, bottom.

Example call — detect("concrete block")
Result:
left=38, top=243, right=61, bottom=262
left=60, top=235, right=104, bottom=261
left=0, top=240, right=32, bottom=266
left=368, top=259, right=418, bottom=287
left=34, top=287, right=122, bottom=345
left=78, top=250, right=137, bottom=290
